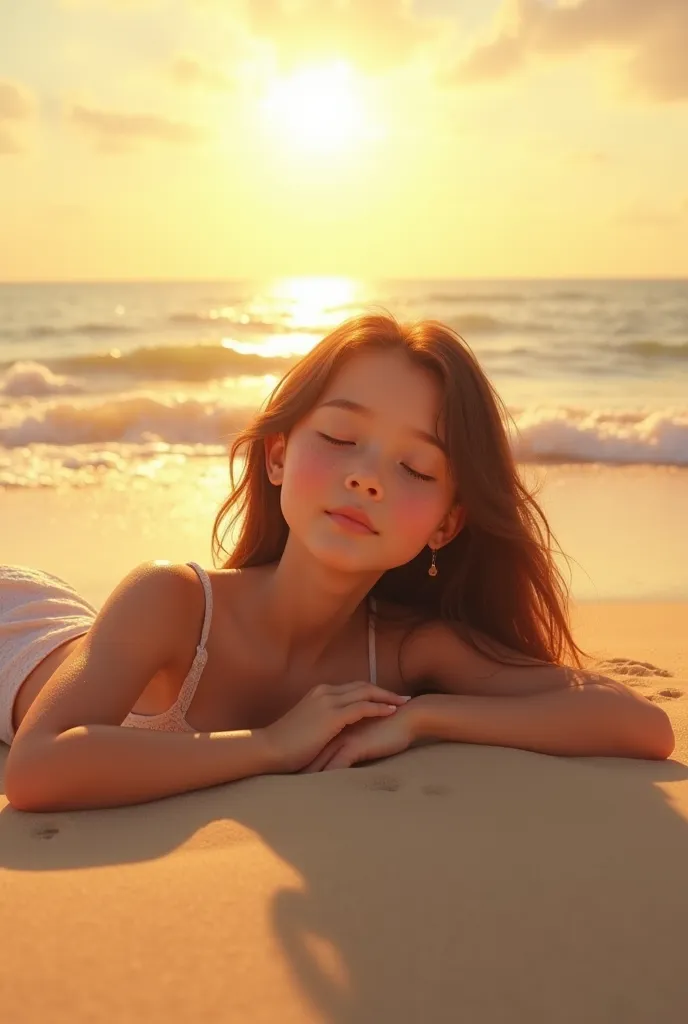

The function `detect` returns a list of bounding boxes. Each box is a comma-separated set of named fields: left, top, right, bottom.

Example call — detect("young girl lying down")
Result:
left=2, top=312, right=674, bottom=812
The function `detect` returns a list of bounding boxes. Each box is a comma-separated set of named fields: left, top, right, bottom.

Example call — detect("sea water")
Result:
left=1, top=277, right=686, bottom=488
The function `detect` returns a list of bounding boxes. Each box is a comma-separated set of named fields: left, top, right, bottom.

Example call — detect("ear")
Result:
left=428, top=503, right=466, bottom=551
left=264, top=432, right=287, bottom=486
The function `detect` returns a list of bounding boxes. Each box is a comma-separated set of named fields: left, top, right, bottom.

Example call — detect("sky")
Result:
left=1, top=0, right=687, bottom=281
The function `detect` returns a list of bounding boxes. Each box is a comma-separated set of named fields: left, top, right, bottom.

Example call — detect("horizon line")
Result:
left=1, top=275, right=687, bottom=286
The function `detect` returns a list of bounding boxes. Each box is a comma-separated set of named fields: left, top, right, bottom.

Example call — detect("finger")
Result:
left=334, top=685, right=408, bottom=707
left=306, top=743, right=342, bottom=773
left=301, top=735, right=343, bottom=773
left=330, top=681, right=408, bottom=703
left=324, top=750, right=355, bottom=770
left=339, top=701, right=399, bottom=726
left=316, top=745, right=348, bottom=771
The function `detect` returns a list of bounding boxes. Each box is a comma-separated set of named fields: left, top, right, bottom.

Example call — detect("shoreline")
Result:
left=2, top=460, right=687, bottom=606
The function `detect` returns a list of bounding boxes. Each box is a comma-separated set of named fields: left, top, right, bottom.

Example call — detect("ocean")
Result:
left=1, top=277, right=687, bottom=489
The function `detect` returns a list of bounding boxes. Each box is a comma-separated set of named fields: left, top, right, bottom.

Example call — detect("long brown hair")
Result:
left=212, top=311, right=588, bottom=669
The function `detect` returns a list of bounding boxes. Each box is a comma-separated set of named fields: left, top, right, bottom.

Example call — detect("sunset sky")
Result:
left=1, top=0, right=687, bottom=281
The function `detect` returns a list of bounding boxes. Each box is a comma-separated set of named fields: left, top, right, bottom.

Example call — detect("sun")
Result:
left=259, top=61, right=375, bottom=156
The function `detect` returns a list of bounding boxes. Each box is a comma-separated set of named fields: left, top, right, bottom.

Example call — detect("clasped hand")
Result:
left=299, top=699, right=420, bottom=773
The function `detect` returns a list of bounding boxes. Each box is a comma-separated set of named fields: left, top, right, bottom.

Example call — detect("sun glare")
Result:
left=259, top=62, right=375, bottom=156
left=221, top=277, right=368, bottom=358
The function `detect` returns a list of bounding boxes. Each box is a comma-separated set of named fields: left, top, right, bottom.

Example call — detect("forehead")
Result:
left=318, top=348, right=444, bottom=427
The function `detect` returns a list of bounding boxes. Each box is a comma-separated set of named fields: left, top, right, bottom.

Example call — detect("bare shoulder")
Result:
left=10, top=560, right=204, bottom=745
left=95, top=560, right=206, bottom=644
left=373, top=597, right=555, bottom=697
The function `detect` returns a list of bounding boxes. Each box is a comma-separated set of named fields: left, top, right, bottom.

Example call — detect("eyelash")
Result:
left=317, top=432, right=435, bottom=483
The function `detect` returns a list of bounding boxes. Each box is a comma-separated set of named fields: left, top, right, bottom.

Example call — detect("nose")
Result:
left=344, top=470, right=383, bottom=500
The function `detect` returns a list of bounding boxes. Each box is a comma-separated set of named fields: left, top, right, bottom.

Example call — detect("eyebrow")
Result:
left=318, top=398, right=447, bottom=453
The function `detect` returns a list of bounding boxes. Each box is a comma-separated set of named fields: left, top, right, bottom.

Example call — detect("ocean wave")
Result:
left=447, top=314, right=505, bottom=333
left=0, top=361, right=86, bottom=397
left=1, top=393, right=686, bottom=469
left=9, top=322, right=142, bottom=340
left=425, top=292, right=526, bottom=304
left=549, top=290, right=592, bottom=301
left=444, top=314, right=554, bottom=335
left=511, top=407, right=688, bottom=466
left=168, top=311, right=326, bottom=334
left=618, top=340, right=688, bottom=360
left=0, top=391, right=254, bottom=448
left=47, top=345, right=298, bottom=382
left=0, top=442, right=228, bottom=489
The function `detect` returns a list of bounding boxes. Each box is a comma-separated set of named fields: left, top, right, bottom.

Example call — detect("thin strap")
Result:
left=174, top=562, right=214, bottom=716
left=368, top=595, right=377, bottom=685
left=187, top=561, right=213, bottom=650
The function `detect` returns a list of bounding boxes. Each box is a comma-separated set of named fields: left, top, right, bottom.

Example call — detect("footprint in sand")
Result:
left=647, top=687, right=683, bottom=703
left=596, top=657, right=673, bottom=679
left=32, top=826, right=60, bottom=840
left=421, top=783, right=451, bottom=797
left=362, top=776, right=453, bottom=797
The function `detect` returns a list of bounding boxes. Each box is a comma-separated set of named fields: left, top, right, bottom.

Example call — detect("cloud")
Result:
left=67, top=103, right=205, bottom=152
left=62, top=2, right=454, bottom=76
left=445, top=0, right=688, bottom=103
left=168, top=54, right=235, bottom=91
left=0, top=79, right=36, bottom=155
left=238, top=0, right=448, bottom=73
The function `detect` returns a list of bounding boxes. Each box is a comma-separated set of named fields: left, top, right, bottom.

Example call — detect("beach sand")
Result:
left=1, top=466, right=687, bottom=1022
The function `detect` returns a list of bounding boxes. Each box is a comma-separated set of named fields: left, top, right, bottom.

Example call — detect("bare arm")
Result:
left=410, top=685, right=674, bottom=760
left=6, top=725, right=277, bottom=812
left=401, top=622, right=675, bottom=760
left=5, top=562, right=280, bottom=812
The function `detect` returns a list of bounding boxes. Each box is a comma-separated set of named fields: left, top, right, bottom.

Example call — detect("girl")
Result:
left=2, top=313, right=673, bottom=812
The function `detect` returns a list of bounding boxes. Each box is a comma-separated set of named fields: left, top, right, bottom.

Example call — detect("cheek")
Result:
left=388, top=488, right=444, bottom=541
left=282, top=439, right=337, bottom=505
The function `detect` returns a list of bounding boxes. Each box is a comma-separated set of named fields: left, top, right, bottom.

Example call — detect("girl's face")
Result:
left=267, top=348, right=464, bottom=575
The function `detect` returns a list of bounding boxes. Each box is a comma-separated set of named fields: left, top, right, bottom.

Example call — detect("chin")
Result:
left=312, top=550, right=377, bottom=575
left=299, top=536, right=380, bottom=575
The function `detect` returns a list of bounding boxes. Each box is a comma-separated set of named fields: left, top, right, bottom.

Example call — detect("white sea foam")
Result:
left=0, top=389, right=255, bottom=448
left=510, top=406, right=688, bottom=466
left=1, top=276, right=687, bottom=488
left=0, top=361, right=86, bottom=397
left=1, top=389, right=687, bottom=489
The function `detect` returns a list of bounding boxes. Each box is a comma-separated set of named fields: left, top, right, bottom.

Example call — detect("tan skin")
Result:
left=12, top=348, right=464, bottom=745
left=12, top=566, right=429, bottom=739
left=11, top=347, right=660, bottom=774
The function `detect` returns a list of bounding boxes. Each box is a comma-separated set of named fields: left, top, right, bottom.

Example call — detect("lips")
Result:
left=326, top=506, right=378, bottom=534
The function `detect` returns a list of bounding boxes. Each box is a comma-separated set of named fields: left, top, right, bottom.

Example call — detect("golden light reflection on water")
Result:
left=222, top=333, right=317, bottom=358
left=222, top=275, right=372, bottom=358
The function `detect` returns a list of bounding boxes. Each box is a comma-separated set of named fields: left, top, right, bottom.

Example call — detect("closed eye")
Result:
left=319, top=432, right=435, bottom=482
left=318, top=431, right=353, bottom=447
left=402, top=465, right=435, bottom=482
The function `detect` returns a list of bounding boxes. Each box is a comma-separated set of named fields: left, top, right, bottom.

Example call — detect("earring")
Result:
left=428, top=548, right=438, bottom=577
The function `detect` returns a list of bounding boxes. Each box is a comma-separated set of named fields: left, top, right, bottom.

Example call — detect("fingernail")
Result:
left=387, top=704, right=398, bottom=710
left=400, top=695, right=412, bottom=701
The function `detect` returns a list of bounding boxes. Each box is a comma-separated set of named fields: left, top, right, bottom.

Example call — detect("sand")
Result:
left=1, top=466, right=688, bottom=1022
left=0, top=601, right=686, bottom=1023
left=2, top=460, right=688, bottom=605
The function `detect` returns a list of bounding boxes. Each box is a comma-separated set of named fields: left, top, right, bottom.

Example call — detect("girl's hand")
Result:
left=298, top=701, right=418, bottom=773
left=262, top=681, right=410, bottom=774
